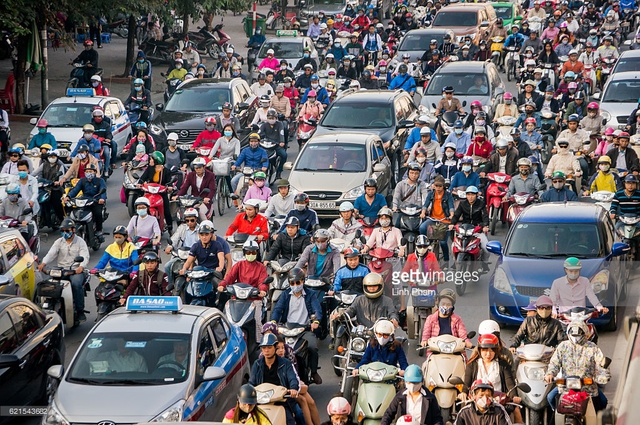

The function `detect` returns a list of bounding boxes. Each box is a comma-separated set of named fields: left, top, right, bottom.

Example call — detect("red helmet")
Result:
left=470, top=379, right=494, bottom=393
left=83, top=39, right=94, bottom=46
left=36, top=119, right=48, bottom=128
left=471, top=100, right=482, bottom=109
left=587, top=102, right=599, bottom=110
left=524, top=117, right=537, bottom=125
left=477, top=333, right=499, bottom=348
left=619, top=132, right=630, bottom=139
left=204, top=117, right=216, bottom=124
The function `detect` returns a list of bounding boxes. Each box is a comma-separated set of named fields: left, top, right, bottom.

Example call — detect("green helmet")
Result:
left=564, top=257, right=582, bottom=270
left=552, top=171, right=566, bottom=180
left=253, top=171, right=267, bottom=180
left=150, top=151, right=165, bottom=165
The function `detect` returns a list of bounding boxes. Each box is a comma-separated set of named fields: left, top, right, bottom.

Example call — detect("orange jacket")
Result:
left=225, top=212, right=269, bottom=240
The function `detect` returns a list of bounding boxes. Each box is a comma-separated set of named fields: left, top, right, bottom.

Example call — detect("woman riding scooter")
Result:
left=420, top=288, right=473, bottom=351
left=353, top=319, right=408, bottom=376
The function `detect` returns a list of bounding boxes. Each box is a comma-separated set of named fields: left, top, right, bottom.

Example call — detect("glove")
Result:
left=90, top=268, right=98, bottom=274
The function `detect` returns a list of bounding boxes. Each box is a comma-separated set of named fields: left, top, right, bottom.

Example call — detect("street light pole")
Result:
left=40, top=28, right=48, bottom=108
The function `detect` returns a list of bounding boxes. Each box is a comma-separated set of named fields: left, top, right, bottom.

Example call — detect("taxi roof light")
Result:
left=126, top=296, right=183, bottom=312
left=66, top=88, right=95, bottom=97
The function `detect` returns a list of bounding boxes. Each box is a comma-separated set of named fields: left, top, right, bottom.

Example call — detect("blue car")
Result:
left=486, top=202, right=628, bottom=331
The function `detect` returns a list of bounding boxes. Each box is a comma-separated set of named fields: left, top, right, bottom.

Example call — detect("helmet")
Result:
left=574, top=90, right=584, bottom=100
left=559, top=21, right=568, bottom=28
left=587, top=102, right=599, bottom=110
left=471, top=100, right=482, bottom=109
left=524, top=117, right=537, bottom=125
left=619, top=131, right=630, bottom=139
left=470, top=379, right=494, bottom=393
left=529, top=155, right=539, bottom=165
left=402, top=52, right=411, bottom=60
left=525, top=59, right=536, bottom=67
left=495, top=138, right=509, bottom=149
left=339, top=201, right=354, bottom=212
left=36, top=119, right=48, bottom=128
left=276, top=179, right=290, bottom=188
left=398, top=64, right=408, bottom=74
left=192, top=157, right=207, bottom=167
left=517, top=158, right=532, bottom=168
left=598, top=155, right=611, bottom=164
left=259, top=333, right=278, bottom=347
left=314, top=228, right=330, bottom=241
left=431, top=49, right=440, bottom=56
left=180, top=207, right=197, bottom=219
left=407, top=162, right=421, bottom=171
left=310, top=74, right=320, bottom=82
left=377, top=207, right=393, bottom=218
left=503, top=92, right=512, bottom=100
left=625, top=174, right=638, bottom=183
left=343, top=247, right=360, bottom=258
left=294, top=193, right=309, bottom=204
left=605, top=127, right=615, bottom=136
left=40, top=143, right=53, bottom=151
left=133, top=78, right=144, bottom=85
left=565, top=71, right=576, bottom=79
left=47, top=149, right=59, bottom=157
left=85, top=163, right=97, bottom=172
left=76, top=144, right=89, bottom=153
left=150, top=151, right=165, bottom=165
left=113, top=225, right=128, bottom=237
left=461, top=156, right=473, bottom=165
left=142, top=252, right=160, bottom=263
left=564, top=257, right=582, bottom=270
left=552, top=171, right=566, bottom=180
left=253, top=171, right=267, bottom=181
left=60, top=218, right=76, bottom=229
left=259, top=95, right=270, bottom=108
left=243, top=240, right=260, bottom=253
left=443, top=142, right=457, bottom=151
left=238, top=384, right=258, bottom=404
left=307, top=89, right=317, bottom=98
left=266, top=107, right=278, bottom=118
left=364, top=178, right=377, bottom=188
left=438, top=288, right=456, bottom=305
left=243, top=199, right=262, bottom=211
left=327, top=397, right=351, bottom=416
left=567, top=114, right=580, bottom=123
left=6, top=183, right=19, bottom=195
left=363, top=272, right=384, bottom=298
left=288, top=267, right=306, bottom=283
left=374, top=319, right=394, bottom=336
left=478, top=319, right=500, bottom=335
left=135, top=197, right=150, bottom=207
left=249, top=133, right=260, bottom=141
left=478, top=333, right=499, bottom=348
left=82, top=124, right=95, bottom=132
left=204, top=117, right=216, bottom=125
left=167, top=132, right=179, bottom=141
left=83, top=39, right=93, bottom=46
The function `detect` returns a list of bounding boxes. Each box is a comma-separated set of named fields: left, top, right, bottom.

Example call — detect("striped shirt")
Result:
left=611, top=189, right=640, bottom=215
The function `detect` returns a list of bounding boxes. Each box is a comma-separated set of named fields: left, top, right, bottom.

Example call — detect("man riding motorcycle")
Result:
left=93, top=225, right=139, bottom=275
left=334, top=272, right=399, bottom=328
left=64, top=163, right=106, bottom=236
left=449, top=186, right=490, bottom=271
left=541, top=171, right=579, bottom=202
left=265, top=216, right=311, bottom=264
left=121, top=252, right=171, bottom=304
left=327, top=201, right=363, bottom=244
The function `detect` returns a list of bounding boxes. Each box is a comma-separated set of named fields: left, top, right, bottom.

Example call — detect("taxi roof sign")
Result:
left=276, top=30, right=298, bottom=37
left=126, top=296, right=183, bottom=312
left=66, top=88, right=95, bottom=97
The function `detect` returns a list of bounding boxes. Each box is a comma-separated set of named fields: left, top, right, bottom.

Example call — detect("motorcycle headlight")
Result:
left=465, top=228, right=475, bottom=236
left=300, top=130, right=312, bottom=139
left=590, top=270, right=608, bottom=294
left=150, top=399, right=185, bottom=422
left=149, top=124, right=163, bottom=136
left=232, top=250, right=245, bottom=262
left=514, top=194, right=528, bottom=205
left=305, top=279, right=324, bottom=287
left=42, top=401, right=70, bottom=425
left=493, top=267, right=513, bottom=295
left=235, top=287, right=252, bottom=299
left=401, top=206, right=419, bottom=215
left=178, top=250, right=189, bottom=260
left=524, top=366, right=547, bottom=381
left=437, top=340, right=456, bottom=354
left=49, top=269, right=63, bottom=278
left=189, top=270, right=208, bottom=279
left=565, top=377, right=582, bottom=390
left=257, top=390, right=275, bottom=404
left=344, top=185, right=365, bottom=200
left=75, top=199, right=87, bottom=207
left=366, top=368, right=386, bottom=382
left=351, top=337, right=366, bottom=352
left=341, top=293, right=357, bottom=304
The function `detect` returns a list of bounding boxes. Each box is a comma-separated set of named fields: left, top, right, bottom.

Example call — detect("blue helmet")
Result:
left=6, top=183, right=19, bottom=195
left=528, top=155, right=539, bottom=165
left=454, top=120, right=464, bottom=128
left=461, top=156, right=473, bottom=164
left=466, top=186, right=480, bottom=194
left=9, top=146, right=23, bottom=155
left=310, top=74, right=320, bottom=81
left=404, top=364, right=423, bottom=383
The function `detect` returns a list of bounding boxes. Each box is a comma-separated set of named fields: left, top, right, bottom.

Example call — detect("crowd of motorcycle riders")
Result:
left=10, top=0, right=640, bottom=421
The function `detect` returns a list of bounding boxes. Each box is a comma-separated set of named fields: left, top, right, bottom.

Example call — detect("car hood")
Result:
left=288, top=169, right=367, bottom=193
left=155, top=111, right=212, bottom=130
left=499, top=257, right=606, bottom=288
left=314, top=125, right=395, bottom=142
left=305, top=4, right=345, bottom=14
left=421, top=94, right=493, bottom=113
left=28, top=128, right=79, bottom=146
left=599, top=101, right=636, bottom=126
left=55, top=381, right=187, bottom=422
left=432, top=24, right=477, bottom=38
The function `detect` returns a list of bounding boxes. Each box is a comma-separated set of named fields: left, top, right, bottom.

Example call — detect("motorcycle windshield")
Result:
left=187, top=280, right=213, bottom=297
left=226, top=299, right=254, bottom=324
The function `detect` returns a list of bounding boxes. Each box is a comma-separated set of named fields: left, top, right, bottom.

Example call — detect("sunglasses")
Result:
left=537, top=306, right=552, bottom=310
left=375, top=332, right=391, bottom=338
left=552, top=179, right=565, bottom=183
left=290, top=280, right=304, bottom=286
left=10, top=155, right=19, bottom=158
left=185, top=218, right=197, bottom=222
left=433, top=184, right=444, bottom=187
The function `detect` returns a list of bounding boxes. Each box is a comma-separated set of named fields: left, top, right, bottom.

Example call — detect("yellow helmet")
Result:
left=40, top=143, right=53, bottom=150
left=249, top=133, right=260, bottom=141
left=597, top=155, right=611, bottom=164
left=13, top=143, right=25, bottom=150
left=82, top=124, right=95, bottom=132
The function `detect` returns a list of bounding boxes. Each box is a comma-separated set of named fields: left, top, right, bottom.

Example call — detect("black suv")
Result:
left=150, top=78, right=258, bottom=153
left=314, top=90, right=417, bottom=182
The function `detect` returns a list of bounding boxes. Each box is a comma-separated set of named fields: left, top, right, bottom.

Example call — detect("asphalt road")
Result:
left=9, top=9, right=639, bottom=424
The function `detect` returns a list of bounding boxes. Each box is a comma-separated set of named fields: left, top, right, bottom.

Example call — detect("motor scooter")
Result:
left=255, top=383, right=290, bottom=425
left=405, top=257, right=437, bottom=341
left=615, top=213, right=640, bottom=277
left=185, top=266, right=221, bottom=307
left=174, top=194, right=205, bottom=225
left=486, top=172, right=512, bottom=235
left=35, top=256, right=89, bottom=328
left=352, top=362, right=399, bottom=425
left=598, top=56, right=616, bottom=90
left=122, top=159, right=148, bottom=217
left=357, top=216, right=378, bottom=237
left=141, top=182, right=171, bottom=232
left=126, top=102, right=154, bottom=128
left=64, top=192, right=107, bottom=252
left=67, top=63, right=104, bottom=89
left=553, top=365, right=611, bottom=425
left=507, top=191, right=537, bottom=226
left=451, top=223, right=483, bottom=296
left=495, top=116, right=517, bottom=139
left=164, top=77, right=181, bottom=102
left=396, top=204, right=422, bottom=255
left=169, top=247, right=190, bottom=300
left=490, top=36, right=504, bottom=68
left=297, top=114, right=318, bottom=148
left=515, top=344, right=554, bottom=425
left=247, top=42, right=261, bottom=74
left=92, top=267, right=127, bottom=321
left=590, top=190, right=614, bottom=212
left=303, top=276, right=331, bottom=340
left=539, top=109, right=558, bottom=164
left=367, top=247, right=396, bottom=298
left=331, top=312, right=369, bottom=395
left=37, top=178, right=62, bottom=230
left=278, top=322, right=311, bottom=384
left=557, top=306, right=599, bottom=343
left=268, top=259, right=297, bottom=314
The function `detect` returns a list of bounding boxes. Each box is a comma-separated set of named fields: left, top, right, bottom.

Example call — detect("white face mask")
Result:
left=405, top=382, right=422, bottom=393
left=377, top=336, right=390, bottom=345
left=462, top=165, right=472, bottom=172
left=295, top=204, right=306, bottom=211
left=445, top=151, right=454, bottom=158
left=48, top=157, right=57, bottom=164
left=475, top=395, right=491, bottom=410
left=379, top=219, right=390, bottom=227
left=417, top=156, right=426, bottom=164
left=311, top=83, right=319, bottom=89
left=553, top=182, right=564, bottom=189
left=567, top=271, right=580, bottom=280
left=291, top=284, right=304, bottom=294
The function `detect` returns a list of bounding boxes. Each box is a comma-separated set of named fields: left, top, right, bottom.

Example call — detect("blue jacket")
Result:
left=450, top=171, right=480, bottom=190
left=504, top=33, right=525, bottom=48
left=271, top=288, right=323, bottom=323
left=514, top=112, right=541, bottom=129
left=328, top=46, right=347, bottom=61
left=422, top=189, right=454, bottom=217
left=129, top=59, right=153, bottom=78
left=540, top=187, right=578, bottom=202
left=234, top=146, right=269, bottom=169
left=249, top=355, right=300, bottom=390
left=444, top=132, right=472, bottom=155
left=28, top=133, right=57, bottom=150
left=72, top=138, right=101, bottom=160
left=434, top=158, right=460, bottom=181
left=68, top=176, right=107, bottom=200
left=94, top=241, right=139, bottom=273
left=279, top=208, right=319, bottom=234
left=333, top=264, right=369, bottom=292
left=404, top=127, right=437, bottom=150
left=301, top=86, right=330, bottom=106
left=357, top=340, right=409, bottom=370
left=389, top=73, right=416, bottom=94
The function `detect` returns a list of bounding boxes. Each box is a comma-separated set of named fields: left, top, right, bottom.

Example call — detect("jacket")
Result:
left=327, top=217, right=363, bottom=243
left=223, top=407, right=271, bottom=424
left=265, top=231, right=311, bottom=262
left=295, top=243, right=341, bottom=278
left=68, top=176, right=107, bottom=200
left=511, top=315, right=566, bottom=348
left=220, top=260, right=269, bottom=298
left=421, top=312, right=470, bottom=343
left=606, top=147, right=640, bottom=172
left=540, top=187, right=579, bottom=202
left=454, top=402, right=511, bottom=425
left=234, top=146, right=269, bottom=169
left=271, top=288, right=323, bottom=323
left=451, top=199, right=489, bottom=227
left=225, top=212, right=269, bottom=240
left=28, top=132, right=57, bottom=150
left=483, top=149, right=519, bottom=176
left=333, top=264, right=369, bottom=292
left=464, top=358, right=515, bottom=393
left=343, top=294, right=398, bottom=328
left=357, top=340, right=409, bottom=370
left=279, top=208, right=318, bottom=234
left=393, top=180, right=429, bottom=208
left=140, top=165, right=173, bottom=186
left=176, top=169, right=217, bottom=200
left=94, top=241, right=139, bottom=273
left=63, top=156, right=101, bottom=180
left=380, top=387, right=444, bottom=425
left=265, top=192, right=296, bottom=218
left=545, top=152, right=581, bottom=176
left=124, top=269, right=170, bottom=298
left=422, top=190, right=454, bottom=219
left=249, top=356, right=300, bottom=391
left=547, top=339, right=610, bottom=396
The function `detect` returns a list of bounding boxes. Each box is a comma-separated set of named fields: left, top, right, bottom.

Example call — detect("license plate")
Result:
left=309, top=201, right=336, bottom=209
left=179, top=145, right=190, bottom=150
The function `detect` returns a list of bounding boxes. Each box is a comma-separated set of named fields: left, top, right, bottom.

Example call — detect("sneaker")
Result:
left=77, top=312, right=87, bottom=323
left=312, top=372, right=323, bottom=385
left=328, top=342, right=335, bottom=350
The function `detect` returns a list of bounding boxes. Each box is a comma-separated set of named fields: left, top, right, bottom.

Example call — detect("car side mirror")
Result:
left=155, top=103, right=164, bottom=111
left=592, top=92, right=601, bottom=100
left=0, top=354, right=20, bottom=368
left=283, top=162, right=293, bottom=170
left=47, top=364, right=64, bottom=380
left=486, top=240, right=502, bottom=255
left=202, top=366, right=227, bottom=381
left=611, top=242, right=630, bottom=257
left=373, top=163, right=387, bottom=173
left=448, top=376, right=464, bottom=386
left=22, top=207, right=32, bottom=215
left=30, top=118, right=37, bottom=125
left=397, top=119, right=414, bottom=129
left=238, top=102, right=250, bottom=111
left=462, top=100, right=467, bottom=107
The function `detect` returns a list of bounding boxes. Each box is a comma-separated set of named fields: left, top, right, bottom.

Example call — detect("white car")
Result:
left=595, top=71, right=640, bottom=130
left=28, top=89, right=133, bottom=162
left=251, top=30, right=319, bottom=82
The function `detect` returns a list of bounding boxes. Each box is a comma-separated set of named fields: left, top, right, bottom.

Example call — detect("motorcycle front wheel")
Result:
left=490, top=205, right=499, bottom=235
left=455, top=254, right=472, bottom=295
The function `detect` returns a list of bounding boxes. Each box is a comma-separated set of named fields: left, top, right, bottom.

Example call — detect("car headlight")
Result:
left=149, top=124, right=163, bottom=136
left=524, top=365, right=547, bottom=381
left=42, top=401, right=70, bottom=425
left=437, top=340, right=456, bottom=354
left=151, top=399, right=185, bottom=422
left=590, top=270, right=609, bottom=294
left=351, top=337, right=366, bottom=352
left=344, top=185, right=364, bottom=200
left=493, top=267, right=513, bottom=295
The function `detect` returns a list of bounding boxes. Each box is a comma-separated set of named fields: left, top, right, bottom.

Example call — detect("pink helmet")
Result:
left=327, top=397, right=351, bottom=416
left=503, top=92, right=513, bottom=100
left=559, top=22, right=568, bottom=28
left=471, top=100, right=482, bottom=109
left=605, top=127, right=615, bottom=136
left=587, top=102, right=599, bottom=110
left=36, top=119, right=48, bottom=128
left=308, top=90, right=317, bottom=98
left=568, top=82, right=578, bottom=89
left=379, top=60, right=387, bottom=67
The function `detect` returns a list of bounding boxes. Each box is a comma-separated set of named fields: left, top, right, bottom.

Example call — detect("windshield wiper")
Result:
left=544, top=253, right=589, bottom=258
left=68, top=377, right=106, bottom=385
left=296, top=167, right=318, bottom=171
left=508, top=252, right=552, bottom=258
left=320, top=124, right=339, bottom=128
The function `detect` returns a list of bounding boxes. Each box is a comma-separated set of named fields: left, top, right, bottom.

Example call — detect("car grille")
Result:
left=170, top=129, right=201, bottom=145
left=617, top=116, right=629, bottom=125
left=515, top=286, right=547, bottom=297
left=306, top=191, right=343, bottom=201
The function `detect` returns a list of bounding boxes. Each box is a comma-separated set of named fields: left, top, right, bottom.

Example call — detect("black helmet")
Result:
left=85, top=163, right=98, bottom=172
left=398, top=64, right=408, bottom=74
left=142, top=252, right=160, bottom=263
left=113, top=225, right=128, bottom=237
left=431, top=49, right=440, bottom=56
left=60, top=218, right=76, bottom=229
left=238, top=384, right=258, bottom=404
left=364, top=178, right=377, bottom=188
left=294, top=193, right=309, bottom=203
left=288, top=267, right=306, bottom=283
left=407, top=162, right=421, bottom=171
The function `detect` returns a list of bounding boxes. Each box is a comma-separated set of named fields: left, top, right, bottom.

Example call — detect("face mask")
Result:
left=61, top=231, right=74, bottom=240
left=562, top=40, right=568, bottom=44
left=137, top=208, right=148, bottom=217
left=344, top=62, right=351, bottom=67
left=268, top=119, right=276, bottom=125
left=504, top=99, right=512, bottom=105
left=455, top=128, right=463, bottom=135
left=538, top=308, right=552, bottom=319
left=417, top=156, right=426, bottom=164
left=138, top=137, right=146, bottom=143
left=599, top=164, right=610, bottom=172
left=569, top=335, right=583, bottom=344
left=168, top=140, right=177, bottom=147
left=78, top=153, right=87, bottom=160
left=291, top=284, right=304, bottom=294
left=316, top=241, right=328, bottom=250
left=480, top=45, right=486, bottom=50
left=223, top=130, right=233, bottom=138
left=138, top=59, right=144, bottom=63
left=232, top=71, right=240, bottom=77
left=376, top=336, right=390, bottom=345
left=466, top=40, right=471, bottom=45
left=311, top=83, right=319, bottom=89
left=84, top=133, right=93, bottom=141
left=285, top=83, right=291, bottom=88
left=304, top=53, right=310, bottom=58
left=476, top=119, right=486, bottom=127
left=439, top=305, right=453, bottom=315
left=18, top=171, right=27, bottom=179
left=476, top=396, right=491, bottom=410
left=296, top=204, right=306, bottom=211
left=245, top=254, right=257, bottom=262
left=86, top=172, right=95, bottom=181
left=46, top=157, right=57, bottom=164
left=445, top=151, right=454, bottom=158
left=115, top=237, right=125, bottom=245
left=545, top=94, right=553, bottom=100
left=462, top=165, right=472, bottom=172
left=135, top=86, right=142, bottom=91
left=553, top=182, right=564, bottom=189
left=475, top=136, right=485, bottom=143
left=379, top=219, right=391, bottom=227
left=8, top=194, right=18, bottom=203
left=380, top=66, right=386, bottom=72
left=405, top=382, right=422, bottom=393
left=567, top=271, right=580, bottom=280
left=92, top=82, right=99, bottom=88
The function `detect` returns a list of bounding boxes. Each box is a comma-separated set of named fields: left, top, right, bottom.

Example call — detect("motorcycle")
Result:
left=539, top=109, right=558, bottom=164
left=367, top=247, right=397, bottom=298
left=64, top=192, right=107, bottom=252
left=67, top=63, right=103, bottom=89
left=505, top=46, right=520, bottom=82
left=515, top=344, right=554, bottom=425
left=267, top=259, right=297, bottom=314
left=164, top=77, right=181, bottom=102
left=126, top=102, right=154, bottom=127
left=104, top=19, right=128, bottom=38
left=122, top=159, right=148, bottom=217
left=261, top=139, right=281, bottom=184
left=616, top=213, right=640, bottom=277
left=255, top=383, right=290, bottom=425
left=37, top=178, right=62, bottom=230
left=141, top=182, right=171, bottom=232
left=169, top=247, right=190, bottom=301
left=486, top=172, right=512, bottom=235
left=92, top=267, right=127, bottom=321
left=436, top=109, right=465, bottom=143
left=598, top=56, right=616, bottom=90
left=541, top=62, right=557, bottom=91
left=352, top=362, right=399, bottom=425
left=35, top=256, right=89, bottom=328
left=278, top=322, right=311, bottom=384
left=405, top=268, right=437, bottom=341
left=297, top=114, right=318, bottom=149
left=174, top=194, right=205, bottom=225
left=490, top=36, right=504, bottom=68
left=506, top=191, right=537, bottom=227
left=590, top=190, right=614, bottom=212
left=357, top=216, right=378, bottom=237
left=187, top=23, right=231, bottom=59
left=396, top=204, right=422, bottom=255
left=557, top=306, right=599, bottom=344
left=138, top=37, right=177, bottom=64
left=495, top=116, right=517, bottom=139
left=331, top=311, right=369, bottom=394
left=303, top=276, right=332, bottom=340
left=185, top=266, right=221, bottom=306
left=247, top=42, right=261, bottom=74
left=553, top=367, right=610, bottom=425
left=451, top=223, right=483, bottom=295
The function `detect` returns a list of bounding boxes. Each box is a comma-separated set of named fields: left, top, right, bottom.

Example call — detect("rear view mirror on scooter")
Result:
left=602, top=357, right=612, bottom=368
left=448, top=376, right=465, bottom=386
left=516, top=382, right=531, bottom=393
left=74, top=256, right=85, bottom=263
left=263, top=276, right=274, bottom=285
left=467, top=331, right=476, bottom=339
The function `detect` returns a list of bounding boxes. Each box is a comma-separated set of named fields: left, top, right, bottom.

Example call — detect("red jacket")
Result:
left=194, top=129, right=222, bottom=148
left=466, top=140, right=493, bottom=159
left=177, top=169, right=217, bottom=201
left=220, top=260, right=269, bottom=299
left=94, top=84, right=110, bottom=96
left=225, top=213, right=269, bottom=240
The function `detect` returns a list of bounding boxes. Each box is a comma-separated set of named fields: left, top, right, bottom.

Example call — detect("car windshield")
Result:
left=432, top=11, right=477, bottom=27
left=295, top=143, right=368, bottom=172
left=614, top=59, right=640, bottom=73
left=494, top=6, right=513, bottom=20
left=68, top=332, right=191, bottom=385
left=165, top=87, right=230, bottom=112
left=505, top=223, right=604, bottom=258
left=426, top=73, right=490, bottom=95
left=602, top=79, right=640, bottom=102
left=40, top=103, right=94, bottom=128
left=399, top=33, right=445, bottom=52
left=321, top=104, right=393, bottom=128
left=259, top=42, right=304, bottom=59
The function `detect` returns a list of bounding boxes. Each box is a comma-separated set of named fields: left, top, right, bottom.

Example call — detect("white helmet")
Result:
left=339, top=201, right=354, bottom=212
left=478, top=319, right=500, bottom=335
left=167, top=132, right=179, bottom=141
left=200, top=219, right=215, bottom=228
left=350, top=80, right=361, bottom=89
left=374, top=319, right=395, bottom=335
left=525, top=59, right=536, bottom=67
left=192, top=157, right=207, bottom=167
left=90, top=75, right=102, bottom=82
left=320, top=23, right=328, bottom=29
left=184, top=208, right=198, bottom=217
left=135, top=197, right=151, bottom=207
